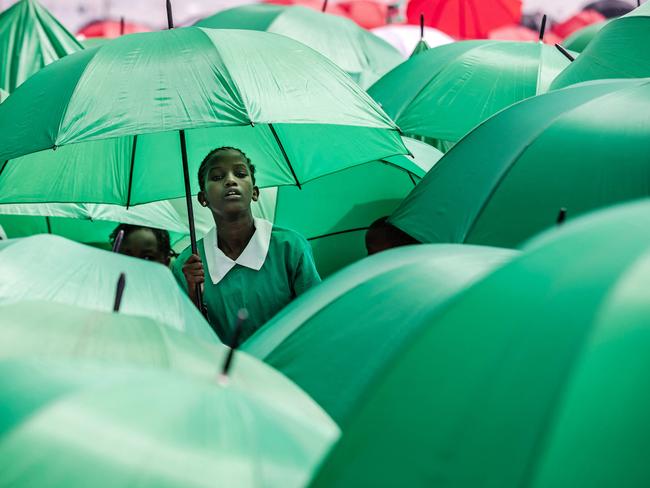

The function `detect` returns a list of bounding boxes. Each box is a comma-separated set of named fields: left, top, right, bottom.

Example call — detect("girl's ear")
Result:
left=252, top=186, right=260, bottom=202
left=198, top=191, right=208, bottom=207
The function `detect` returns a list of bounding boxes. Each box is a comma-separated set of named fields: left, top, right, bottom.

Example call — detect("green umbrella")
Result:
left=562, top=19, right=610, bottom=52
left=311, top=199, right=650, bottom=488
left=0, top=300, right=331, bottom=401
left=243, top=244, right=515, bottom=425
left=390, top=78, right=650, bottom=249
left=410, top=39, right=429, bottom=57
left=0, top=234, right=217, bottom=343
left=368, top=40, right=571, bottom=152
left=252, top=137, right=442, bottom=277
left=0, top=27, right=406, bottom=276
left=0, top=357, right=339, bottom=487
left=552, top=4, right=650, bottom=89
left=195, top=4, right=403, bottom=88
left=0, top=201, right=190, bottom=249
left=0, top=88, right=7, bottom=102
left=0, top=0, right=82, bottom=93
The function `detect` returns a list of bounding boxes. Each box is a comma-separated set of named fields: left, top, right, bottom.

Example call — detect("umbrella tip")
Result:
left=113, top=273, right=126, bottom=312
left=220, top=308, right=249, bottom=377
left=556, top=207, right=567, bottom=225
left=120, top=16, right=125, bottom=36
left=420, top=13, right=424, bottom=39
left=321, top=0, right=328, bottom=12
left=166, top=0, right=174, bottom=29
left=539, top=14, right=547, bottom=42
left=554, top=43, right=575, bottom=62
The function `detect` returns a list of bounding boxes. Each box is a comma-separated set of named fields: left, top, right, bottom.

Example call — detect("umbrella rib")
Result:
left=125, top=135, right=138, bottom=209
left=307, top=227, right=369, bottom=241
left=269, top=124, right=302, bottom=190
left=0, top=160, right=7, bottom=177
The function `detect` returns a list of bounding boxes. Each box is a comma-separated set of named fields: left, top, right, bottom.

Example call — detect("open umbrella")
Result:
left=195, top=4, right=403, bottom=88
left=336, top=0, right=391, bottom=29
left=406, top=0, right=522, bottom=39
left=0, top=0, right=82, bottom=93
left=243, top=244, right=515, bottom=424
left=77, top=18, right=152, bottom=38
left=0, top=356, right=338, bottom=488
left=371, top=24, right=453, bottom=57
left=551, top=2, right=650, bottom=88
left=368, top=40, right=570, bottom=151
left=550, top=9, right=606, bottom=38
left=389, top=78, right=650, bottom=248
left=0, top=201, right=189, bottom=249
left=0, top=26, right=406, bottom=310
left=311, top=199, right=650, bottom=487
left=562, top=18, right=610, bottom=51
left=488, top=23, right=562, bottom=43
left=0, top=234, right=217, bottom=343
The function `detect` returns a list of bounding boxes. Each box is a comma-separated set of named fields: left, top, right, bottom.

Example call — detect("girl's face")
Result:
left=199, top=152, right=259, bottom=217
left=120, top=229, right=169, bottom=265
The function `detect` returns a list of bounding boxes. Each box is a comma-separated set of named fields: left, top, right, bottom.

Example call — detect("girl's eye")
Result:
left=236, top=171, right=247, bottom=178
left=211, top=175, right=223, bottom=180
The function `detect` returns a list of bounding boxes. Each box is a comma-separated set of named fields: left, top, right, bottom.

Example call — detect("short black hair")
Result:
left=109, top=224, right=175, bottom=258
left=198, top=147, right=256, bottom=192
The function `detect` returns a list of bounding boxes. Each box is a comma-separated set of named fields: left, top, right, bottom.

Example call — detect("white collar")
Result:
left=203, top=218, right=273, bottom=285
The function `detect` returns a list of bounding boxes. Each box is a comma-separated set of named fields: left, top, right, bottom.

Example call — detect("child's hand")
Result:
left=182, top=254, right=205, bottom=300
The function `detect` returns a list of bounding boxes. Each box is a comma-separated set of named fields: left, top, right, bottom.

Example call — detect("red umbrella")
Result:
left=337, top=1, right=391, bottom=29
left=406, top=0, right=522, bottom=39
left=77, top=19, right=151, bottom=39
left=488, top=24, right=561, bottom=44
left=551, top=9, right=606, bottom=39
left=263, top=0, right=348, bottom=17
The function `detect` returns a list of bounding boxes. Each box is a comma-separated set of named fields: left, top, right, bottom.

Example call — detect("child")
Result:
left=172, top=147, right=321, bottom=345
left=110, top=224, right=174, bottom=266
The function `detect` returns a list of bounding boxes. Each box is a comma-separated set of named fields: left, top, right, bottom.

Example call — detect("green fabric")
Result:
left=243, top=244, right=515, bottom=425
left=0, top=201, right=190, bottom=248
left=0, top=234, right=216, bottom=343
left=368, top=40, right=571, bottom=149
left=250, top=137, right=442, bottom=277
left=0, top=356, right=339, bottom=488
left=552, top=4, right=650, bottom=89
left=563, top=19, right=610, bottom=52
left=195, top=5, right=403, bottom=88
left=409, top=39, right=429, bottom=57
left=390, top=78, right=650, bottom=249
left=311, top=199, right=650, bottom=488
left=0, top=28, right=405, bottom=206
left=172, top=226, right=321, bottom=345
left=0, top=0, right=81, bottom=93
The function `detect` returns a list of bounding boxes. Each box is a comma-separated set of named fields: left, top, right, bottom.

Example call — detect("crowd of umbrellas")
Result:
left=0, top=0, right=649, bottom=486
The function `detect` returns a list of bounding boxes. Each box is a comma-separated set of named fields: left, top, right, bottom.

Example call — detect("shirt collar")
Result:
left=204, top=218, right=273, bottom=285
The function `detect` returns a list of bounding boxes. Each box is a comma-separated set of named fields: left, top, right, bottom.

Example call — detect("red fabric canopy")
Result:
left=406, top=0, right=522, bottom=39
left=264, top=0, right=393, bottom=28
left=77, top=20, right=151, bottom=39
left=551, top=9, right=606, bottom=39
left=263, top=0, right=349, bottom=17
left=488, top=24, right=561, bottom=44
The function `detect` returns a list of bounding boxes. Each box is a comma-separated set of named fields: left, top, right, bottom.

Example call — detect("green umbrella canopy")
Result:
left=195, top=4, right=403, bottom=89
left=562, top=19, right=610, bottom=52
left=409, top=38, right=429, bottom=57
left=389, top=78, right=650, bottom=249
left=0, top=300, right=333, bottom=405
left=552, top=4, right=650, bottom=89
left=251, top=137, right=442, bottom=277
left=368, top=40, right=571, bottom=151
left=0, top=234, right=216, bottom=343
left=0, top=357, right=339, bottom=488
left=0, top=0, right=82, bottom=93
left=311, top=199, right=650, bottom=488
left=243, top=244, right=515, bottom=425
left=0, top=201, right=190, bottom=249
left=0, top=27, right=405, bottom=207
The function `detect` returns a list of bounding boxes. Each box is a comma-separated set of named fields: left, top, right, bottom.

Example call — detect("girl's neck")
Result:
left=213, top=211, right=256, bottom=260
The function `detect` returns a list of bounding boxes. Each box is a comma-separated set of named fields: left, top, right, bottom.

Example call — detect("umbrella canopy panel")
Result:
left=196, top=5, right=403, bottom=88
left=389, top=78, right=650, bottom=248
left=368, top=40, right=570, bottom=149
left=311, top=199, right=650, bottom=487
left=243, top=244, right=516, bottom=425
left=562, top=18, right=610, bottom=52
left=0, top=357, right=339, bottom=488
left=0, top=0, right=82, bottom=93
left=551, top=3, right=650, bottom=89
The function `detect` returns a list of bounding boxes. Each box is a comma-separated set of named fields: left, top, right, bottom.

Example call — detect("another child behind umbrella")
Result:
left=110, top=224, right=174, bottom=266
left=172, top=147, right=321, bottom=345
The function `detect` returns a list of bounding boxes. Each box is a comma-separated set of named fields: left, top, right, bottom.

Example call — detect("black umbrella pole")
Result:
left=179, top=129, right=206, bottom=315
